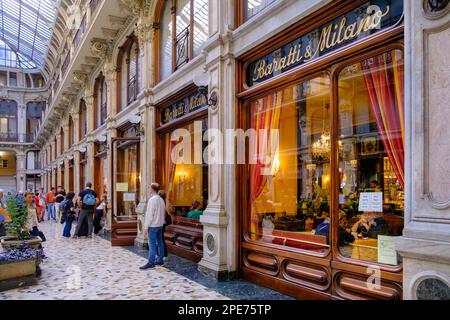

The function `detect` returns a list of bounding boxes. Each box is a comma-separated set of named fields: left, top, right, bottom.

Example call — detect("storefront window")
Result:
left=248, top=75, right=331, bottom=253
left=244, top=0, right=277, bottom=21
left=162, top=118, right=208, bottom=218
left=337, top=49, right=404, bottom=266
left=116, top=130, right=140, bottom=221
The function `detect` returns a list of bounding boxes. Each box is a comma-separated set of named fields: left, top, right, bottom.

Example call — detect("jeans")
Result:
left=47, top=203, right=56, bottom=221
left=93, top=209, right=104, bottom=235
left=75, top=209, right=94, bottom=237
left=63, top=219, right=72, bottom=238
left=148, top=227, right=164, bottom=265
left=55, top=202, right=61, bottom=222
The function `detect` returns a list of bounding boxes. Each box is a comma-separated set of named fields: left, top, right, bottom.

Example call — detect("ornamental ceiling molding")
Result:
left=119, top=0, right=153, bottom=19
left=136, top=22, right=154, bottom=45
left=90, top=38, right=113, bottom=61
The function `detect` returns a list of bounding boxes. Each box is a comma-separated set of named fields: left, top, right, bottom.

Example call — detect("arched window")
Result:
left=0, top=99, right=17, bottom=142
left=117, top=34, right=140, bottom=112
left=157, top=0, right=209, bottom=82
left=26, top=101, right=45, bottom=137
left=94, top=73, right=107, bottom=128
left=79, top=99, right=87, bottom=138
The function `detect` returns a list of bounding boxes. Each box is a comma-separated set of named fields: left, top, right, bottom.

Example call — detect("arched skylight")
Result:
left=0, top=0, right=57, bottom=70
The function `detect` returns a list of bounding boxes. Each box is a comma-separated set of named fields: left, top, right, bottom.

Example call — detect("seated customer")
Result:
left=351, top=211, right=389, bottom=239
left=338, top=211, right=355, bottom=246
left=187, top=200, right=203, bottom=220
left=314, top=211, right=330, bottom=242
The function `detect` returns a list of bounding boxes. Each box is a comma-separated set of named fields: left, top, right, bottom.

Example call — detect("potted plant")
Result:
left=1, top=196, right=42, bottom=250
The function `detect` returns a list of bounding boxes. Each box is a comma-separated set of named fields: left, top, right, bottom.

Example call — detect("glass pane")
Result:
left=244, top=0, right=277, bottom=21
left=116, top=143, right=140, bottom=221
left=176, top=0, right=191, bottom=36
left=337, top=50, right=404, bottom=266
left=248, top=75, right=331, bottom=253
left=160, top=1, right=173, bottom=80
left=163, top=119, right=208, bottom=219
left=193, top=0, right=208, bottom=57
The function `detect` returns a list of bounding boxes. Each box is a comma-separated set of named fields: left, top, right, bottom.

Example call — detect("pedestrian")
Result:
left=24, top=192, right=40, bottom=237
left=38, top=188, right=46, bottom=222
left=45, top=187, right=56, bottom=221
left=74, top=182, right=98, bottom=238
left=158, top=190, right=171, bottom=259
left=62, top=192, right=76, bottom=238
left=140, top=183, right=166, bottom=270
left=94, top=194, right=107, bottom=235
left=55, top=186, right=66, bottom=223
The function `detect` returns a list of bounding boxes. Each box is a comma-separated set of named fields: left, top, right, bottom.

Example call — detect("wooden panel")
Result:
left=282, top=260, right=331, bottom=291
left=164, top=217, right=203, bottom=262
left=333, top=271, right=402, bottom=300
left=111, top=221, right=137, bottom=246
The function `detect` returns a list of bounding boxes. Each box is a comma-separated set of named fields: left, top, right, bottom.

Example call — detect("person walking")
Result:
left=62, top=192, right=76, bottom=238
left=55, top=186, right=66, bottom=223
left=45, top=187, right=56, bottom=221
left=140, top=183, right=166, bottom=270
left=93, top=194, right=107, bottom=235
left=74, top=182, right=98, bottom=238
left=37, top=188, right=46, bottom=222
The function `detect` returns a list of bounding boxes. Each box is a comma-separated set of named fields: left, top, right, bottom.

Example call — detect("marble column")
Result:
left=16, top=152, right=26, bottom=192
left=73, top=150, right=81, bottom=194
left=396, top=1, right=450, bottom=300
left=198, top=0, right=236, bottom=279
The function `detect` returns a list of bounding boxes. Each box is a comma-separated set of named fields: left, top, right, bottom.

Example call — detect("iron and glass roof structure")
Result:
left=0, top=0, right=57, bottom=70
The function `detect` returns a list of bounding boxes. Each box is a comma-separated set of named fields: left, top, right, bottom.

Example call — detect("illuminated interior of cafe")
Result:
left=116, top=126, right=141, bottom=221
left=160, top=118, right=208, bottom=218
left=245, top=48, right=404, bottom=267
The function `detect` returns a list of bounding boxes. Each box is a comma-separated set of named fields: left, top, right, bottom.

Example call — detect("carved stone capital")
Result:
left=120, top=0, right=152, bottom=18
left=136, top=22, right=154, bottom=45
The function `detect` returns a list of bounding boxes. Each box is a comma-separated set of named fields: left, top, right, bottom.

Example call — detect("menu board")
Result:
left=116, top=183, right=128, bottom=192
left=123, top=193, right=136, bottom=202
left=358, top=192, right=383, bottom=212
left=378, top=235, right=398, bottom=265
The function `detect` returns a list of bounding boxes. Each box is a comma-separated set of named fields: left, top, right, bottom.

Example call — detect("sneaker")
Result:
left=139, top=263, right=155, bottom=270
left=155, top=261, right=164, bottom=266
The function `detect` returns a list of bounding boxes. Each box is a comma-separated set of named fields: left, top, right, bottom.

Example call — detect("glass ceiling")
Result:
left=0, top=0, right=57, bottom=70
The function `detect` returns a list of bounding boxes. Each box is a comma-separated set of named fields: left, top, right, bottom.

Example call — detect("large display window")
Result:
left=238, top=0, right=404, bottom=299
left=248, top=75, right=331, bottom=254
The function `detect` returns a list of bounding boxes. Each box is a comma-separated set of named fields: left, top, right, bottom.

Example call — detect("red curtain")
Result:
left=249, top=92, right=282, bottom=235
left=362, top=50, right=405, bottom=188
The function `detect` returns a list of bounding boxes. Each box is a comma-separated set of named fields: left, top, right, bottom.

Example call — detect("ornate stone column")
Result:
left=396, top=0, right=450, bottom=300
left=16, top=152, right=26, bottom=192
left=17, top=103, right=27, bottom=143
left=73, top=150, right=81, bottom=194
left=64, top=157, right=70, bottom=191
left=198, top=1, right=236, bottom=279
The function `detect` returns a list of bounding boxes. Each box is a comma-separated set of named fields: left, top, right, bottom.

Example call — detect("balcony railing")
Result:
left=0, top=133, right=34, bottom=143
left=174, top=26, right=190, bottom=71
left=90, top=0, right=101, bottom=14
left=100, top=102, right=107, bottom=126
left=127, top=77, right=137, bottom=105
left=73, top=15, right=87, bottom=49
left=61, top=53, right=71, bottom=75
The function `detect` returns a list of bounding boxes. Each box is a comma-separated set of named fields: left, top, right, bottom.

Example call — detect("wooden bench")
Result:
left=165, top=216, right=203, bottom=262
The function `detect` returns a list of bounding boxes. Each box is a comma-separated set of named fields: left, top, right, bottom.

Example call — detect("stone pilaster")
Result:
left=16, top=152, right=26, bottom=192
left=198, top=1, right=236, bottom=279
left=396, top=1, right=450, bottom=300
left=17, top=104, right=27, bottom=143
left=73, top=150, right=81, bottom=194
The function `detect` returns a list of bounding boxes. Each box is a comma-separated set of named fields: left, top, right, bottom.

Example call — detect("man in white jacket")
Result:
left=140, top=183, right=167, bottom=270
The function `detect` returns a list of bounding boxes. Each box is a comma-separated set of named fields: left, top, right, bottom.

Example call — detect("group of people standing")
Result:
left=26, top=183, right=107, bottom=239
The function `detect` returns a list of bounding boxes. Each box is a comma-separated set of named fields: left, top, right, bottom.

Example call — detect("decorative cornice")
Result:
left=136, top=22, right=154, bottom=45
left=90, top=38, right=113, bottom=61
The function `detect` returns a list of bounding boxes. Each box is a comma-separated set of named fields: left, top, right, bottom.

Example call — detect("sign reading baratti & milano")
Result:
left=161, top=88, right=208, bottom=125
left=247, top=0, right=403, bottom=87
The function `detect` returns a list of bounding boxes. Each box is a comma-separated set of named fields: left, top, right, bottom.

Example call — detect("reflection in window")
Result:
left=26, top=101, right=45, bottom=135
left=244, top=0, right=277, bottom=21
left=338, top=50, right=404, bottom=266
left=162, top=119, right=208, bottom=219
left=0, top=100, right=17, bottom=141
left=249, top=75, right=331, bottom=253
left=159, top=0, right=209, bottom=80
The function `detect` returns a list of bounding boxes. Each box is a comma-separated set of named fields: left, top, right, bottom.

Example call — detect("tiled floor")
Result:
left=0, top=221, right=292, bottom=300
left=0, top=221, right=227, bottom=300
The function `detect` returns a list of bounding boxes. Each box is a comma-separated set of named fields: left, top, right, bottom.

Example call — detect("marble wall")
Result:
left=396, top=0, right=450, bottom=300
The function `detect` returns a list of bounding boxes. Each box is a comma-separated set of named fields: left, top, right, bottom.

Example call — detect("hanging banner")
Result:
left=246, top=0, right=403, bottom=87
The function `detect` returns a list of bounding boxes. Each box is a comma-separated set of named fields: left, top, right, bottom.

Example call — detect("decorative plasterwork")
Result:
left=90, top=38, right=113, bottom=61
left=136, top=22, right=154, bottom=45
left=119, top=0, right=153, bottom=18
left=73, top=71, right=88, bottom=86
left=423, top=0, right=450, bottom=19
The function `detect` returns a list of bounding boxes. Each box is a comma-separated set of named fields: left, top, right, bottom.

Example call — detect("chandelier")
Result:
left=311, top=104, right=343, bottom=160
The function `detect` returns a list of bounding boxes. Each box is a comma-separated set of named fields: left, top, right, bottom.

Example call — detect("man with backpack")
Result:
left=74, top=182, right=98, bottom=238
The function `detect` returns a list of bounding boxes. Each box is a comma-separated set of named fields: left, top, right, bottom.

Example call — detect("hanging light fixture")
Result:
left=311, top=104, right=342, bottom=160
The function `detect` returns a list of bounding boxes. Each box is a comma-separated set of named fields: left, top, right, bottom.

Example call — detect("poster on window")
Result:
left=358, top=192, right=383, bottom=212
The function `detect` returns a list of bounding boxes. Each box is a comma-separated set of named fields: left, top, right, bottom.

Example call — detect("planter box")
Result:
left=0, top=259, right=39, bottom=292
left=1, top=237, right=42, bottom=251
left=0, top=258, right=38, bottom=281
